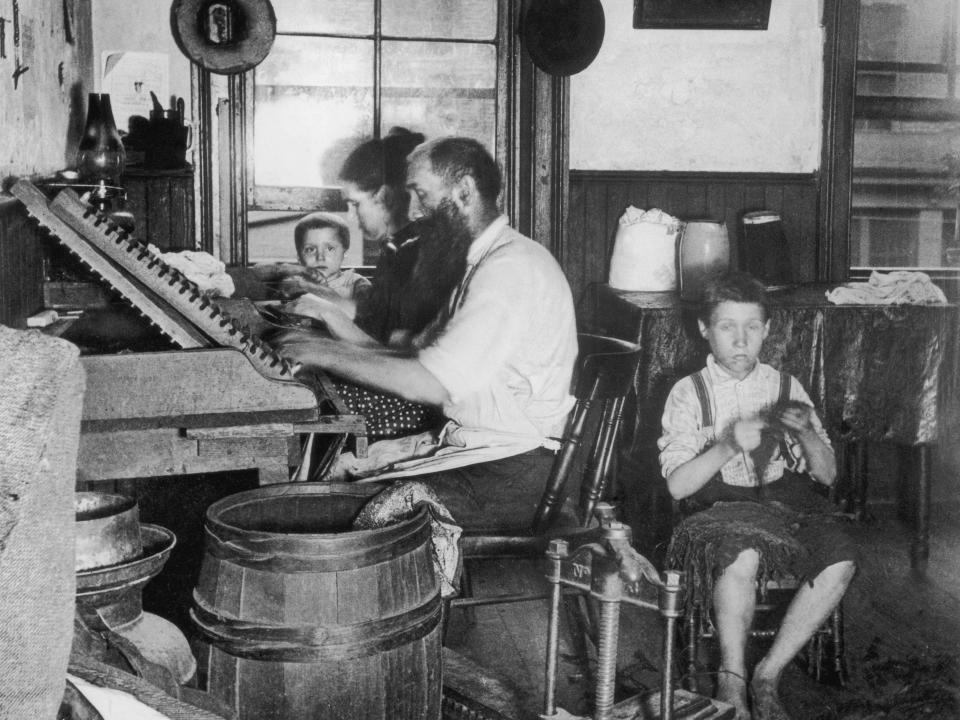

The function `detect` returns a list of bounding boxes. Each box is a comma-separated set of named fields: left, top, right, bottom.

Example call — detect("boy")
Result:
left=658, top=271, right=857, bottom=720
left=254, top=212, right=371, bottom=305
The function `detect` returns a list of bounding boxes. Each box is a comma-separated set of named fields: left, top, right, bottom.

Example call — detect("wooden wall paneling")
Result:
left=567, top=171, right=820, bottom=305
left=151, top=177, right=174, bottom=250
left=0, top=199, right=45, bottom=328
left=0, top=204, right=12, bottom=324
left=124, top=181, right=150, bottom=241
left=583, top=179, right=613, bottom=308
left=170, top=176, right=196, bottom=251
left=723, top=182, right=747, bottom=269
left=123, top=169, right=196, bottom=252
left=564, top=177, right=585, bottom=315
left=743, top=183, right=767, bottom=216
left=683, top=181, right=710, bottom=220
left=705, top=182, right=727, bottom=230
left=781, top=182, right=814, bottom=282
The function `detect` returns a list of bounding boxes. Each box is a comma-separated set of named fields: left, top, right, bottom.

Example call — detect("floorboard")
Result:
left=443, top=504, right=960, bottom=719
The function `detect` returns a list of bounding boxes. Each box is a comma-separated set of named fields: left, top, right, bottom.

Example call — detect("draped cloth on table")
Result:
left=591, top=283, right=960, bottom=452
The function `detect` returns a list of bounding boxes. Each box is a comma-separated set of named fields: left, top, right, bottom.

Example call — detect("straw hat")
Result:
left=170, top=0, right=277, bottom=74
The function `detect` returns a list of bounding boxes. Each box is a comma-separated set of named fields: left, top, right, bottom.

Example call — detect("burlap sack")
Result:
left=0, top=325, right=85, bottom=719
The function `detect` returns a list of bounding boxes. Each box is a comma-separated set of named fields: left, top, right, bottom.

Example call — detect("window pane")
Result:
left=858, top=0, right=949, bottom=64
left=857, top=70, right=947, bottom=99
left=852, top=1, right=960, bottom=271
left=381, top=0, right=496, bottom=40
left=272, top=0, right=373, bottom=35
left=852, top=120, right=960, bottom=269
left=254, top=37, right=373, bottom=189
left=381, top=41, right=497, bottom=152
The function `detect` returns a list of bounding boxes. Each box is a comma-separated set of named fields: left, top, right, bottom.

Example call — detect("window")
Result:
left=246, top=0, right=503, bottom=265
left=851, top=0, right=960, bottom=273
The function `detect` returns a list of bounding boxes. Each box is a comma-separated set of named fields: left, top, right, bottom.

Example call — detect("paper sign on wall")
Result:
left=101, top=51, right=170, bottom=133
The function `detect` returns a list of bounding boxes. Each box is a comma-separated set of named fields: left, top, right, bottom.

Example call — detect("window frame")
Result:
left=821, top=0, right=960, bottom=284
left=196, top=0, right=563, bottom=267
left=246, top=8, right=510, bottom=213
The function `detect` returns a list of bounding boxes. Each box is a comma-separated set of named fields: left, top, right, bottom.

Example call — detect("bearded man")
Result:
left=277, top=137, right=578, bottom=530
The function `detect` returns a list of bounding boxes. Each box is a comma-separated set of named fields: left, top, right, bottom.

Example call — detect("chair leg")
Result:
left=683, top=607, right=700, bottom=693
left=450, top=559, right=478, bottom=628
left=559, top=591, right=600, bottom=695
left=829, top=604, right=847, bottom=687
left=802, top=603, right=847, bottom=688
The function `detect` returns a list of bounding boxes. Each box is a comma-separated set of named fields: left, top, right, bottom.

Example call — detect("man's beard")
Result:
left=400, top=199, right=474, bottom=333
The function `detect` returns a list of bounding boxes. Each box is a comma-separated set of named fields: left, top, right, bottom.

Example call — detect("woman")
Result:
left=286, top=127, right=432, bottom=347
left=281, top=128, right=444, bottom=442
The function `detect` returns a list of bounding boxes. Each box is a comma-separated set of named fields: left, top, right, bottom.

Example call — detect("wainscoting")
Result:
left=0, top=198, right=45, bottom=328
left=565, top=170, right=820, bottom=310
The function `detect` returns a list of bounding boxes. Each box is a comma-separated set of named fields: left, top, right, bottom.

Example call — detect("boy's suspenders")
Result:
left=690, top=368, right=792, bottom=502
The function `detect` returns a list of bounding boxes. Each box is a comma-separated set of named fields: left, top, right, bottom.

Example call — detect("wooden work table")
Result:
left=587, top=282, right=960, bottom=571
left=46, top=310, right=365, bottom=485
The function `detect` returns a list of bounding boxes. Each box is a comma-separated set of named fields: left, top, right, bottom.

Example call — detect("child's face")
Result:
left=299, top=228, right=346, bottom=278
left=698, top=301, right=769, bottom=380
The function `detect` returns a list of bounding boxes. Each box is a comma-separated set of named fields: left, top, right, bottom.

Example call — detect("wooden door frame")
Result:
left=818, top=0, right=860, bottom=281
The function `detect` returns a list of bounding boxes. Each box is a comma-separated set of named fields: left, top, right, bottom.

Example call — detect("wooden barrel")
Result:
left=191, top=483, right=442, bottom=720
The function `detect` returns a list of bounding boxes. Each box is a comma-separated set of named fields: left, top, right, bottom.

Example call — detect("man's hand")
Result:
left=272, top=328, right=449, bottom=406
left=272, top=328, right=334, bottom=370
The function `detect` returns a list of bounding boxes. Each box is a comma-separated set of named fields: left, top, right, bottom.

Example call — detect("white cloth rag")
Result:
left=618, top=205, right=682, bottom=232
left=147, top=246, right=235, bottom=298
left=67, top=674, right=170, bottom=720
left=825, top=270, right=947, bottom=305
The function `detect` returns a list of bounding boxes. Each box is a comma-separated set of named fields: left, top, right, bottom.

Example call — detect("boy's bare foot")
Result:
left=716, top=669, right=750, bottom=720
left=749, top=676, right=790, bottom=720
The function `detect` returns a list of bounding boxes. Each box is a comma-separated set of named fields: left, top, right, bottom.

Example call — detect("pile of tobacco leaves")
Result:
left=811, top=640, right=959, bottom=720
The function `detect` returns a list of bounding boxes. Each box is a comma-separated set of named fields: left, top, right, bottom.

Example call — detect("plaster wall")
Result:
left=91, top=0, right=192, bottom=109
left=0, top=0, right=93, bottom=178
left=570, top=0, right=824, bottom=173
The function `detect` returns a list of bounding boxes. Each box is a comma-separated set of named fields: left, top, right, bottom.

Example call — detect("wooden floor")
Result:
left=443, top=502, right=960, bottom=719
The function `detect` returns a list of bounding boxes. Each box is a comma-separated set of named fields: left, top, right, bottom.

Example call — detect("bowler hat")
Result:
left=521, top=0, right=605, bottom=77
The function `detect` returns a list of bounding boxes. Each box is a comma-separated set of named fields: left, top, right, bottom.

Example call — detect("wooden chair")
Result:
left=447, top=333, right=642, bottom=613
left=675, top=494, right=849, bottom=693
left=681, top=579, right=846, bottom=694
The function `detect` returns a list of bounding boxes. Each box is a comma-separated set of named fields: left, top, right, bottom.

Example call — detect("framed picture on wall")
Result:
left=634, top=0, right=772, bottom=30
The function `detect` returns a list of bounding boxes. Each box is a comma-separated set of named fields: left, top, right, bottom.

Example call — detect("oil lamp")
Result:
left=75, top=92, right=127, bottom=213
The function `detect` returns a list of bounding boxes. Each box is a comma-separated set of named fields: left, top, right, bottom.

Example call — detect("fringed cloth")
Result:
left=667, top=501, right=805, bottom=619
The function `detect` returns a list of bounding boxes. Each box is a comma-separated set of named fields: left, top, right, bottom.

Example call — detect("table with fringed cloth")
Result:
left=587, top=282, right=960, bottom=570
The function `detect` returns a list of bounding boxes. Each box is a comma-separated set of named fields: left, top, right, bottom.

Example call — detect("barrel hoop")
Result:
left=202, top=518, right=431, bottom=572
left=190, top=592, right=442, bottom=661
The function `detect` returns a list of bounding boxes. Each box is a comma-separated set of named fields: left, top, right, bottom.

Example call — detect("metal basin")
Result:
left=75, top=492, right=143, bottom=571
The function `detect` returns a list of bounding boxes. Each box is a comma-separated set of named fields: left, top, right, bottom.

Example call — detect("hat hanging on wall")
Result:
left=170, top=0, right=277, bottom=75
left=521, top=0, right=605, bottom=77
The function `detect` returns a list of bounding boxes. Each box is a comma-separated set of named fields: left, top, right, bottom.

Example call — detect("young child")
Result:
left=658, top=271, right=857, bottom=720
left=254, top=212, right=371, bottom=305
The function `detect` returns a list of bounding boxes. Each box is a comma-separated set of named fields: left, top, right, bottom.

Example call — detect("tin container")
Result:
left=75, top=492, right=143, bottom=571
